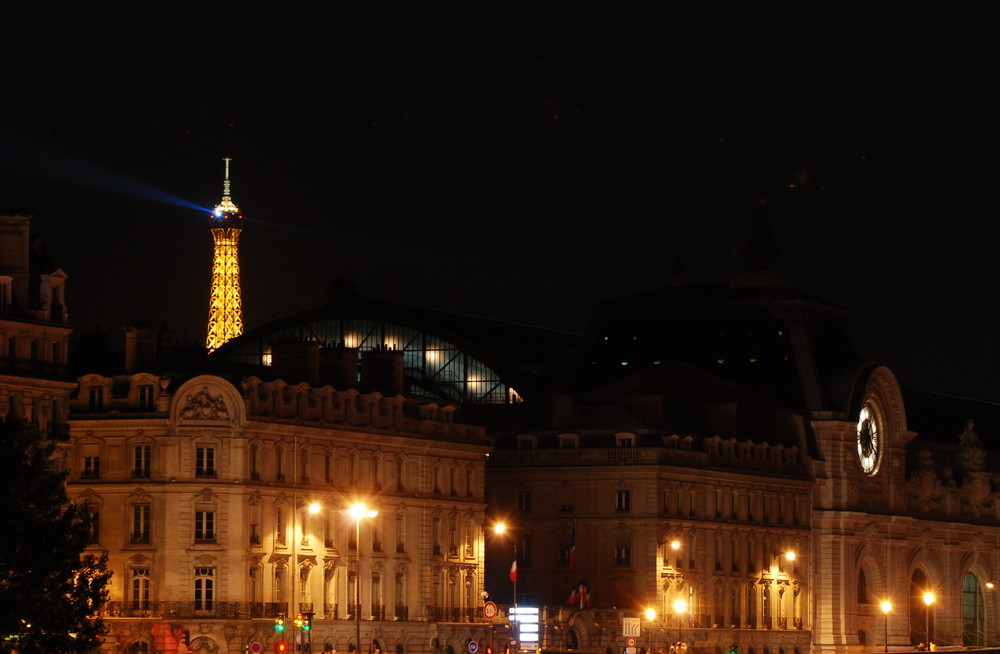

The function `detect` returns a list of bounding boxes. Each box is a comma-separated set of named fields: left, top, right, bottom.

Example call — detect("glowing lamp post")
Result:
left=923, top=592, right=935, bottom=648
left=880, top=601, right=891, bottom=653
left=349, top=503, right=378, bottom=654
left=645, top=608, right=657, bottom=653
left=673, top=599, right=688, bottom=646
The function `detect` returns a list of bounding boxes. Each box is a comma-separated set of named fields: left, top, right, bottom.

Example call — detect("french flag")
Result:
left=510, top=558, right=518, bottom=582
left=568, top=520, right=577, bottom=572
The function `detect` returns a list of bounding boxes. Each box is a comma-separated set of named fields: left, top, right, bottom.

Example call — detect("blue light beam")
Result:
left=0, top=131, right=213, bottom=214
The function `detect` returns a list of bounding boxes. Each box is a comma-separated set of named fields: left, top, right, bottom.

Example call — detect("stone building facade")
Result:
left=64, top=371, right=492, bottom=654
left=485, top=281, right=1000, bottom=654
left=0, top=212, right=73, bottom=435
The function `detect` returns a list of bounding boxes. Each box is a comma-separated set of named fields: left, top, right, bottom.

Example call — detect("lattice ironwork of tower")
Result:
left=205, top=157, right=245, bottom=352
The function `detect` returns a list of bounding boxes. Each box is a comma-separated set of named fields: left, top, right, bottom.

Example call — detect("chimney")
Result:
left=360, top=347, right=404, bottom=395
left=124, top=321, right=157, bottom=372
left=270, top=340, right=321, bottom=385
left=320, top=345, right=359, bottom=389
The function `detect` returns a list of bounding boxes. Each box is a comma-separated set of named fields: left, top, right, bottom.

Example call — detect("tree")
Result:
left=0, top=420, right=109, bottom=654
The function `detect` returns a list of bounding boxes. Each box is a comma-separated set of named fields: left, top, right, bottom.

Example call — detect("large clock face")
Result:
left=857, top=403, right=881, bottom=475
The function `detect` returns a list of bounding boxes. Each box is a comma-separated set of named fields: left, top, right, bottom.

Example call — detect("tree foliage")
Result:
left=0, top=420, right=109, bottom=654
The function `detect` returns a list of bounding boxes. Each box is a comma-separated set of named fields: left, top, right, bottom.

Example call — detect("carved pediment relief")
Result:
left=171, top=375, right=246, bottom=427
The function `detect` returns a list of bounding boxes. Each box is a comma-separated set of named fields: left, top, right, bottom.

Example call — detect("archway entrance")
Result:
left=909, top=570, right=934, bottom=646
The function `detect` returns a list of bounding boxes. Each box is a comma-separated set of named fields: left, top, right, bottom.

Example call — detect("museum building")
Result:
left=39, top=198, right=1000, bottom=654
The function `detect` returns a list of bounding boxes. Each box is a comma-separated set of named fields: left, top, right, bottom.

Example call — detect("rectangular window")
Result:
left=195, top=510, right=216, bottom=542
left=300, top=450, right=309, bottom=483
left=137, top=385, right=154, bottom=410
left=276, top=506, right=286, bottom=545
left=250, top=504, right=262, bottom=546
left=131, top=503, right=151, bottom=544
left=82, top=456, right=101, bottom=479
left=88, top=386, right=103, bottom=411
left=372, top=515, right=382, bottom=552
left=395, top=514, right=406, bottom=553
left=133, top=444, right=151, bottom=478
left=194, top=567, right=214, bottom=611
left=86, top=503, right=100, bottom=545
left=324, top=454, right=332, bottom=484
left=615, top=547, right=631, bottom=565
left=616, top=490, right=631, bottom=512
left=517, top=491, right=531, bottom=513
left=196, top=447, right=216, bottom=477
left=616, top=435, right=635, bottom=447
left=131, top=568, right=150, bottom=611
left=519, top=534, right=532, bottom=566
left=448, top=517, right=458, bottom=556
left=0, top=280, right=10, bottom=313
left=250, top=445, right=260, bottom=480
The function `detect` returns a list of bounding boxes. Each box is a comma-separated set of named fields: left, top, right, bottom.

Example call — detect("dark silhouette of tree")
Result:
left=0, top=420, right=109, bottom=654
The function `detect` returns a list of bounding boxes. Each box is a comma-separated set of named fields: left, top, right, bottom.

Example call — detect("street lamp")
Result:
left=349, top=503, right=378, bottom=654
left=645, top=609, right=657, bottom=653
left=673, top=599, right=688, bottom=647
left=880, top=601, right=891, bottom=653
left=923, top=592, right=935, bottom=648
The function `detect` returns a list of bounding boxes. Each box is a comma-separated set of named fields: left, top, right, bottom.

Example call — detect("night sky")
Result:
left=2, top=5, right=1000, bottom=402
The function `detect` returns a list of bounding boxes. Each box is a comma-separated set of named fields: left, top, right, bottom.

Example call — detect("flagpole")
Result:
left=513, top=544, right=518, bottom=651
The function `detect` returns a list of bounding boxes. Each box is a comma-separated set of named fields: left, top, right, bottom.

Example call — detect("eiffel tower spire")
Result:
left=205, top=157, right=244, bottom=352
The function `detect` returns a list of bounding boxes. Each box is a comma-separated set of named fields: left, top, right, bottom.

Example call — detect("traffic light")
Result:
left=182, top=630, right=191, bottom=646
left=294, top=614, right=304, bottom=628
left=276, top=641, right=288, bottom=653
left=275, top=615, right=285, bottom=632
left=303, top=612, right=314, bottom=631
left=728, top=645, right=738, bottom=654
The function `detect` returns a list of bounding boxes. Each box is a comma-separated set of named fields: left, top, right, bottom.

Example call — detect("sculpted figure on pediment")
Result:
left=181, top=387, right=231, bottom=421
left=956, top=419, right=986, bottom=473
left=907, top=450, right=943, bottom=511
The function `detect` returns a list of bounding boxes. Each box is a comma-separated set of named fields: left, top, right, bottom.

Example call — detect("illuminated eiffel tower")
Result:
left=205, top=157, right=244, bottom=352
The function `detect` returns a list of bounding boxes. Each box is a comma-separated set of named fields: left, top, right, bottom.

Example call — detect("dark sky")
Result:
left=2, top=4, right=1000, bottom=401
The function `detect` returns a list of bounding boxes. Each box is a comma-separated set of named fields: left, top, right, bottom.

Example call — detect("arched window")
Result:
left=858, top=568, right=869, bottom=604
left=962, top=572, right=985, bottom=646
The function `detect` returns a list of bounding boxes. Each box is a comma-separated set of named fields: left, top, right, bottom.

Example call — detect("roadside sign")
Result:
left=626, top=638, right=637, bottom=648
left=483, top=601, right=498, bottom=620
left=250, top=643, right=262, bottom=654
left=623, top=618, right=640, bottom=638
left=626, top=648, right=637, bottom=654
left=469, top=641, right=479, bottom=653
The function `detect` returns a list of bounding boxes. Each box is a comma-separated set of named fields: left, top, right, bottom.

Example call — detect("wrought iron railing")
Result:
left=105, top=601, right=286, bottom=619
